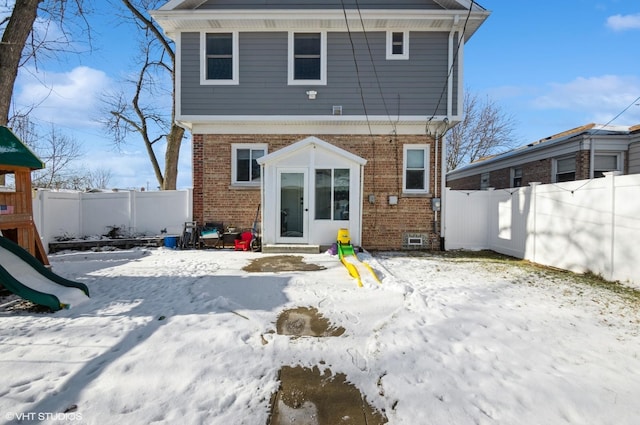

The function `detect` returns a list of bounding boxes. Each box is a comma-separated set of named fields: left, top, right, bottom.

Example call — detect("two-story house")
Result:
left=151, top=0, right=490, bottom=251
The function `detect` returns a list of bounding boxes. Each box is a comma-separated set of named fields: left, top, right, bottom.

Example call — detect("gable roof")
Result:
left=0, top=126, right=45, bottom=170
left=257, top=136, right=367, bottom=166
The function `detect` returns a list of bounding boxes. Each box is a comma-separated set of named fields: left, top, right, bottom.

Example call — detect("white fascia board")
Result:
left=257, top=136, right=367, bottom=166
left=446, top=133, right=632, bottom=180
left=151, top=9, right=489, bottom=37
left=181, top=115, right=448, bottom=135
left=447, top=137, right=588, bottom=180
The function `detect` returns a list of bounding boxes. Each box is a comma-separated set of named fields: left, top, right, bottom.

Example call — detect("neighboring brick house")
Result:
left=447, top=123, right=640, bottom=191
left=151, top=0, right=490, bottom=251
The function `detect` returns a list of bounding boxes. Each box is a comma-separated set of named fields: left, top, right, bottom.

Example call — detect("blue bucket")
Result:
left=164, top=236, right=178, bottom=249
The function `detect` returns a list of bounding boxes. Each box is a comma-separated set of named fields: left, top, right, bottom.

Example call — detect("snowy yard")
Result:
left=1, top=248, right=639, bottom=425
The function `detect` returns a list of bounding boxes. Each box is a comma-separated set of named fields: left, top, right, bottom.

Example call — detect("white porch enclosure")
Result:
left=444, top=173, right=640, bottom=286
left=32, top=189, right=192, bottom=251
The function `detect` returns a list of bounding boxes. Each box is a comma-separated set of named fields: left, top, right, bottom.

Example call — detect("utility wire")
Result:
left=599, top=95, right=640, bottom=129
left=353, top=0, right=398, bottom=136
left=426, top=0, right=475, bottom=131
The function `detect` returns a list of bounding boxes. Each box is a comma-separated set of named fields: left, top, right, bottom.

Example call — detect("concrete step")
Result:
left=261, top=244, right=320, bottom=254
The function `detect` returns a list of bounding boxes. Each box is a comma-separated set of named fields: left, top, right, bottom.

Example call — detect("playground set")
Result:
left=0, top=126, right=89, bottom=311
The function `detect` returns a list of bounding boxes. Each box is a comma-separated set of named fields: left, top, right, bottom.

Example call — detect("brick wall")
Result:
left=447, top=156, right=566, bottom=190
left=192, top=133, right=442, bottom=250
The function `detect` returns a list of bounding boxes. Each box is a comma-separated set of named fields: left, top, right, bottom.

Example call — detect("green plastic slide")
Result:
left=0, top=237, right=89, bottom=311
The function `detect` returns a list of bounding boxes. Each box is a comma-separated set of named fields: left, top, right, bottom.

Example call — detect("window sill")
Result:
left=401, top=192, right=433, bottom=198
left=229, top=184, right=260, bottom=191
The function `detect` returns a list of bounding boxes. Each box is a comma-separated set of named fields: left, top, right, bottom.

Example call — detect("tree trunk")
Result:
left=0, top=0, right=43, bottom=126
left=162, top=124, right=184, bottom=190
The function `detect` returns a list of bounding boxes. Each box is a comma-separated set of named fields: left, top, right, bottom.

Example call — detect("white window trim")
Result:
left=402, top=144, right=430, bottom=194
left=511, top=167, right=523, bottom=187
left=386, top=31, right=410, bottom=60
left=288, top=31, right=327, bottom=86
left=552, top=155, right=576, bottom=183
left=480, top=172, right=490, bottom=190
left=231, top=143, right=268, bottom=186
left=200, top=31, right=239, bottom=86
left=593, top=152, right=623, bottom=174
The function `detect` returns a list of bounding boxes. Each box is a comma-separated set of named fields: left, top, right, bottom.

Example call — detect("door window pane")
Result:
left=280, top=173, right=304, bottom=238
left=334, top=169, right=350, bottom=221
left=315, top=169, right=331, bottom=220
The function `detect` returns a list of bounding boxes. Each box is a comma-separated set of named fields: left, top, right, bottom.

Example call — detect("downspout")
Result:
left=441, top=128, right=448, bottom=250
left=359, top=164, right=365, bottom=247
left=589, top=135, right=595, bottom=179
left=437, top=17, right=460, bottom=250
left=447, top=17, right=458, bottom=119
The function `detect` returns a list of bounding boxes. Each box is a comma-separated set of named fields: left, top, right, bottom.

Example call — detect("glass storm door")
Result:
left=277, top=169, right=308, bottom=243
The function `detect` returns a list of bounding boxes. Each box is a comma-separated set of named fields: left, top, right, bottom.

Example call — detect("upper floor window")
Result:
left=288, top=32, right=327, bottom=85
left=554, top=156, right=576, bottom=183
left=594, top=153, right=621, bottom=178
left=387, top=31, right=409, bottom=60
left=231, top=144, right=266, bottom=186
left=201, top=32, right=238, bottom=85
left=403, top=144, right=430, bottom=193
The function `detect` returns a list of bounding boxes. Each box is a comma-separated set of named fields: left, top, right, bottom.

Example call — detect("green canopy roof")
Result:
left=0, top=126, right=45, bottom=170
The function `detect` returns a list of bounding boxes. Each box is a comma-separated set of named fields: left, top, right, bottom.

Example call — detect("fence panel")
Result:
left=445, top=174, right=640, bottom=286
left=33, top=189, right=192, bottom=251
left=444, top=189, right=492, bottom=250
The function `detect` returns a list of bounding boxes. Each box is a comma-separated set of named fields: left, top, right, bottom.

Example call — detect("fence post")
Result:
left=528, top=182, right=540, bottom=264
left=605, top=171, right=621, bottom=281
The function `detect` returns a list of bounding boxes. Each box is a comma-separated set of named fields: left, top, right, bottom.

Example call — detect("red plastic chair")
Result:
left=234, top=231, right=253, bottom=251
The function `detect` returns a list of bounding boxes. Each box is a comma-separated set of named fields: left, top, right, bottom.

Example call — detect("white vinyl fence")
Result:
left=444, top=173, right=640, bottom=286
left=33, top=189, right=192, bottom=251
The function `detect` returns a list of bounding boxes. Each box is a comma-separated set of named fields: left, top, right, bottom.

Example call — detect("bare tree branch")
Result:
left=101, top=0, right=185, bottom=190
left=446, top=91, right=518, bottom=171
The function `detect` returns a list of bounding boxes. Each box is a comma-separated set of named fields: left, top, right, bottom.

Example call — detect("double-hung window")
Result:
left=554, top=156, right=576, bottom=182
left=386, top=31, right=409, bottom=60
left=315, top=169, right=350, bottom=221
left=202, top=32, right=238, bottom=85
left=231, top=144, right=266, bottom=186
left=403, top=145, right=430, bottom=193
left=288, top=32, right=327, bottom=85
left=593, top=153, right=621, bottom=178
left=511, top=167, right=523, bottom=187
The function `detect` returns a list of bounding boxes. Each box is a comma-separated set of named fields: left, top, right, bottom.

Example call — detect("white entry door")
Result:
left=276, top=168, right=309, bottom=244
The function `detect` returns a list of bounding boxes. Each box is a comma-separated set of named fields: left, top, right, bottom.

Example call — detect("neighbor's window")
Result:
left=403, top=145, right=430, bottom=193
left=480, top=172, right=490, bottom=190
left=593, top=153, right=620, bottom=178
left=202, top=32, right=238, bottom=85
left=289, top=32, right=326, bottom=85
left=512, top=167, right=523, bottom=187
left=387, top=31, right=409, bottom=60
left=231, top=144, right=266, bottom=185
left=315, top=169, right=350, bottom=220
left=554, top=156, right=576, bottom=182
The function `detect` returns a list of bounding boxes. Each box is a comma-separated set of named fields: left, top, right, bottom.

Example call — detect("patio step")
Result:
left=261, top=244, right=320, bottom=254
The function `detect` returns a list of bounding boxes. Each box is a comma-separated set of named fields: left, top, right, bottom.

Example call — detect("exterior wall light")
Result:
left=306, top=90, right=317, bottom=100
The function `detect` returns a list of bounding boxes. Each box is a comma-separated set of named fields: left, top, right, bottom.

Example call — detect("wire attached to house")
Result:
left=353, top=0, right=398, bottom=136
left=340, top=0, right=381, bottom=228
left=426, top=0, right=475, bottom=132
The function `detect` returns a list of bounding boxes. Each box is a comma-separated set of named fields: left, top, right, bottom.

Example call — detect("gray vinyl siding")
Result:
left=181, top=31, right=451, bottom=117
left=195, top=0, right=448, bottom=10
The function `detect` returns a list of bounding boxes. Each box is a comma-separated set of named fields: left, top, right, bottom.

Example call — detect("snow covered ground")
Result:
left=1, top=247, right=639, bottom=425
